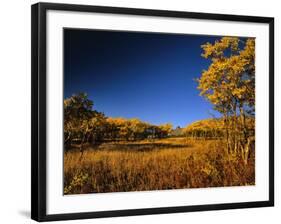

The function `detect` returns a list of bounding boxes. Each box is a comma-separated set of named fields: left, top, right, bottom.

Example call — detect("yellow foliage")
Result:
left=198, top=36, right=255, bottom=115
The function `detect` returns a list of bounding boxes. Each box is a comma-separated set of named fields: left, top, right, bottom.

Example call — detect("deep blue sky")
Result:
left=64, top=29, right=222, bottom=128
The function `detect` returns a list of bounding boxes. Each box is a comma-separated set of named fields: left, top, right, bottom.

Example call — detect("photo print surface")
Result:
left=63, top=29, right=255, bottom=195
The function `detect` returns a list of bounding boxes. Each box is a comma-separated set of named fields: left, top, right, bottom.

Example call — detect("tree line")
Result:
left=64, top=93, right=173, bottom=151
left=182, top=117, right=254, bottom=140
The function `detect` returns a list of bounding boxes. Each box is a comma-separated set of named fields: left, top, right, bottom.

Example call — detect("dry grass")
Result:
left=64, top=138, right=255, bottom=194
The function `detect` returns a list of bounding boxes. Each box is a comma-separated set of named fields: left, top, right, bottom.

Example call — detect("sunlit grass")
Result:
left=64, top=138, right=255, bottom=195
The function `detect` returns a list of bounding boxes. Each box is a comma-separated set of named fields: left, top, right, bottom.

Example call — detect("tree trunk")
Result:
left=231, top=100, right=238, bottom=155
left=79, top=126, right=89, bottom=160
left=239, top=107, right=252, bottom=164
left=223, top=112, right=230, bottom=154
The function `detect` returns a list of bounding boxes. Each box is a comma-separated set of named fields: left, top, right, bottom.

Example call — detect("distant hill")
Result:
left=170, top=126, right=185, bottom=137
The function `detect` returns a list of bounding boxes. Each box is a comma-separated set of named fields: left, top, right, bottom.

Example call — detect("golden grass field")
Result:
left=64, top=137, right=255, bottom=194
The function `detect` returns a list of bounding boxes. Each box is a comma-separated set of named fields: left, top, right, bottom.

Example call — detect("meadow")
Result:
left=64, top=137, right=255, bottom=194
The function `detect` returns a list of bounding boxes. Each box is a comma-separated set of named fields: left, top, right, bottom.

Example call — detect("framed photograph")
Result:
left=31, top=2, right=274, bottom=222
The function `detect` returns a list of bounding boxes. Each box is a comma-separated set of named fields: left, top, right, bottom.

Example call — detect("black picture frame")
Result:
left=31, top=2, right=274, bottom=222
